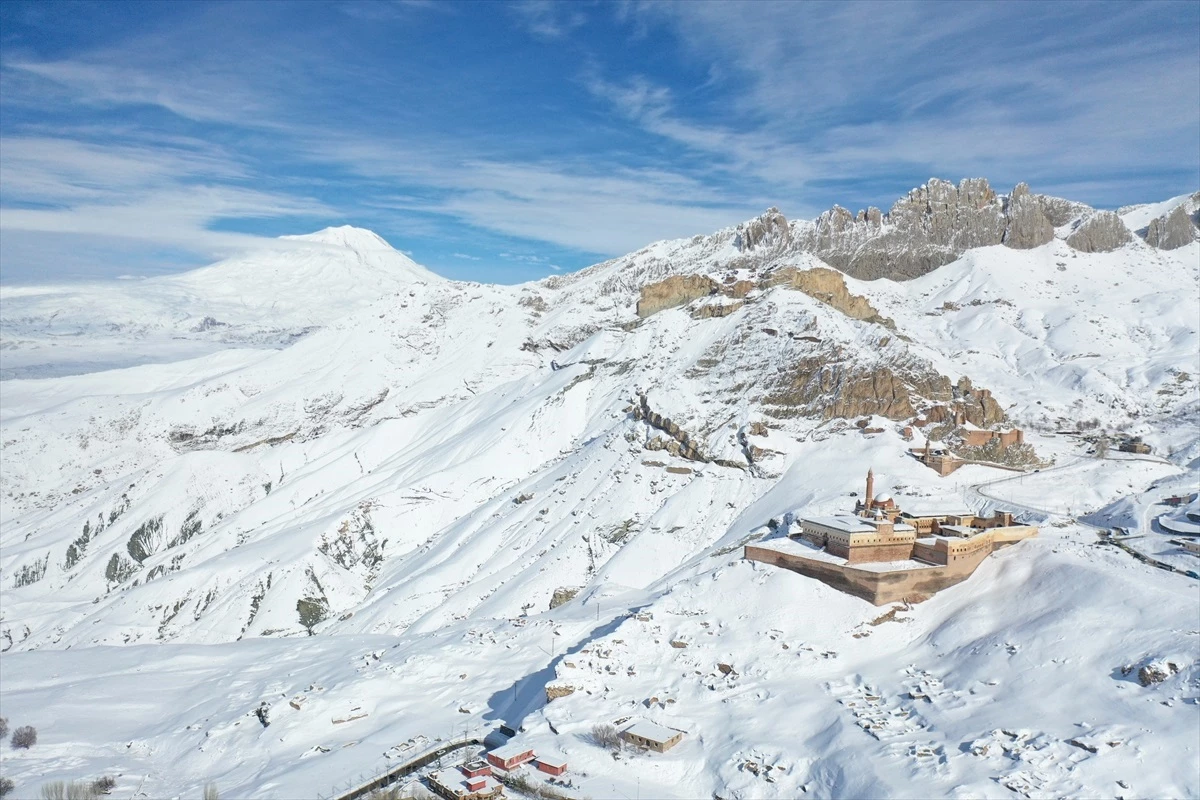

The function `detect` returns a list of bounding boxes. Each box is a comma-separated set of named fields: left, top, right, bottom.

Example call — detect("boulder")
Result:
left=1137, top=660, right=1179, bottom=686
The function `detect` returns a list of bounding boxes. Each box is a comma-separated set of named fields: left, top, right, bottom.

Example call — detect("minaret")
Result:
left=865, top=468, right=875, bottom=510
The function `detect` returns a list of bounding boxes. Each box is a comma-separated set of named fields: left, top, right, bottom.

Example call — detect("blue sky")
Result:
left=1, top=0, right=1197, bottom=284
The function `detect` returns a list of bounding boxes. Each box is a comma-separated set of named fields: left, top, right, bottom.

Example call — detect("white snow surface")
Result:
left=1, top=205, right=1198, bottom=799
left=0, top=226, right=439, bottom=379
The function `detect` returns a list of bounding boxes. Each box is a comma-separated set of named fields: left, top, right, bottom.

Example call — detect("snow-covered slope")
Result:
left=1, top=184, right=1197, bottom=799
left=0, top=226, right=439, bottom=379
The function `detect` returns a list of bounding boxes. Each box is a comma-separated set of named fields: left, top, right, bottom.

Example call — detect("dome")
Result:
left=874, top=493, right=893, bottom=503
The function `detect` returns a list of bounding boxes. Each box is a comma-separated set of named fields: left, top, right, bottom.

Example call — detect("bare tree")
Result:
left=203, top=784, right=219, bottom=800
left=0, top=777, right=14, bottom=798
left=11, top=726, right=37, bottom=749
left=590, top=723, right=622, bottom=750
left=0, top=718, right=7, bottom=738
left=1094, top=436, right=1109, bottom=458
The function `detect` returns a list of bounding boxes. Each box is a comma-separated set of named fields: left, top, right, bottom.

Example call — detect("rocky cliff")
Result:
left=723, top=177, right=1184, bottom=281
left=1142, top=203, right=1200, bottom=250
left=1065, top=210, right=1133, bottom=253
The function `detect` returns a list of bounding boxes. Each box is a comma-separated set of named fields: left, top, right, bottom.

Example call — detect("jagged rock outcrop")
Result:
left=1002, top=183, right=1055, bottom=250
left=691, top=301, right=744, bottom=319
left=739, top=178, right=1076, bottom=281
left=763, top=267, right=894, bottom=328
left=920, top=378, right=1007, bottom=428
left=636, top=274, right=718, bottom=318
left=1065, top=210, right=1133, bottom=253
left=735, top=206, right=791, bottom=251
left=1143, top=204, right=1199, bottom=250
left=632, top=394, right=707, bottom=461
left=1037, top=194, right=1092, bottom=227
left=794, top=178, right=1010, bottom=280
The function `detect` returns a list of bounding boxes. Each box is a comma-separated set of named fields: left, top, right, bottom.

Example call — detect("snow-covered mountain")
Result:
left=0, top=226, right=439, bottom=379
left=1, top=181, right=1197, bottom=799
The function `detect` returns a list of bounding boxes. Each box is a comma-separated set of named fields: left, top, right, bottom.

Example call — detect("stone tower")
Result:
left=865, top=468, right=875, bottom=508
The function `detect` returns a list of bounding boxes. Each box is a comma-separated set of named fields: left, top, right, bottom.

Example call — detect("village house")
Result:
left=533, top=754, right=568, bottom=776
left=428, top=767, right=503, bottom=800
left=620, top=720, right=685, bottom=752
left=1119, top=441, right=1152, bottom=454
left=486, top=742, right=537, bottom=772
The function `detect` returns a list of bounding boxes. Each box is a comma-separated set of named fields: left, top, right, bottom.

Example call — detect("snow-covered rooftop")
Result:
left=488, top=741, right=535, bottom=761
left=623, top=720, right=683, bottom=743
left=534, top=753, right=568, bottom=769
left=430, top=769, right=501, bottom=796
left=801, top=515, right=874, bottom=533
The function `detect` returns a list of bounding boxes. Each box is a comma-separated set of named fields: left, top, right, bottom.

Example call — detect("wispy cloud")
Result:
left=511, top=0, right=587, bottom=40
left=611, top=0, right=1199, bottom=206
left=0, top=0, right=1194, bottom=285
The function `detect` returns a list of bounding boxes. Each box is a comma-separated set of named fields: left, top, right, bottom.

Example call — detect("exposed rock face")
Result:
left=691, top=301, right=744, bottom=319
left=764, top=267, right=894, bottom=328
left=1143, top=205, right=1199, bottom=250
left=736, top=178, right=1074, bottom=281
left=1002, top=183, right=1055, bottom=250
left=735, top=206, right=791, bottom=251
left=632, top=394, right=707, bottom=461
left=549, top=587, right=580, bottom=609
left=1037, top=194, right=1092, bottom=227
left=792, top=178, right=1010, bottom=280
left=764, top=353, right=955, bottom=421
left=921, top=378, right=1007, bottom=428
left=545, top=683, right=576, bottom=701
left=636, top=274, right=718, bottom=318
left=1066, top=211, right=1133, bottom=253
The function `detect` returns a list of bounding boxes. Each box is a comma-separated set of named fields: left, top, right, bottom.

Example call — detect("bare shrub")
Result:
left=0, top=777, right=13, bottom=798
left=40, top=781, right=100, bottom=800
left=0, top=717, right=7, bottom=738
left=203, top=783, right=219, bottom=800
left=11, top=726, right=37, bottom=749
left=492, top=772, right=574, bottom=800
left=66, top=782, right=99, bottom=800
left=91, top=776, right=117, bottom=795
left=591, top=722, right=621, bottom=750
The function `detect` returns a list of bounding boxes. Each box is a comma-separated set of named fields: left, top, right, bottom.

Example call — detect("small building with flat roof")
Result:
left=533, top=754, right=568, bottom=776
left=620, top=720, right=685, bottom=752
left=486, top=742, right=536, bottom=771
left=428, top=769, right=503, bottom=800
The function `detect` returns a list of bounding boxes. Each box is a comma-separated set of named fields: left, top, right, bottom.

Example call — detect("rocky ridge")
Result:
left=729, top=178, right=1195, bottom=281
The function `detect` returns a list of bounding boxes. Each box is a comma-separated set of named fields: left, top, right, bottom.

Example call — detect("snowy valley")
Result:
left=0, top=179, right=1198, bottom=800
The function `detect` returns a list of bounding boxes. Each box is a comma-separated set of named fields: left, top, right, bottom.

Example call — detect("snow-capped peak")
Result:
left=282, top=225, right=395, bottom=252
